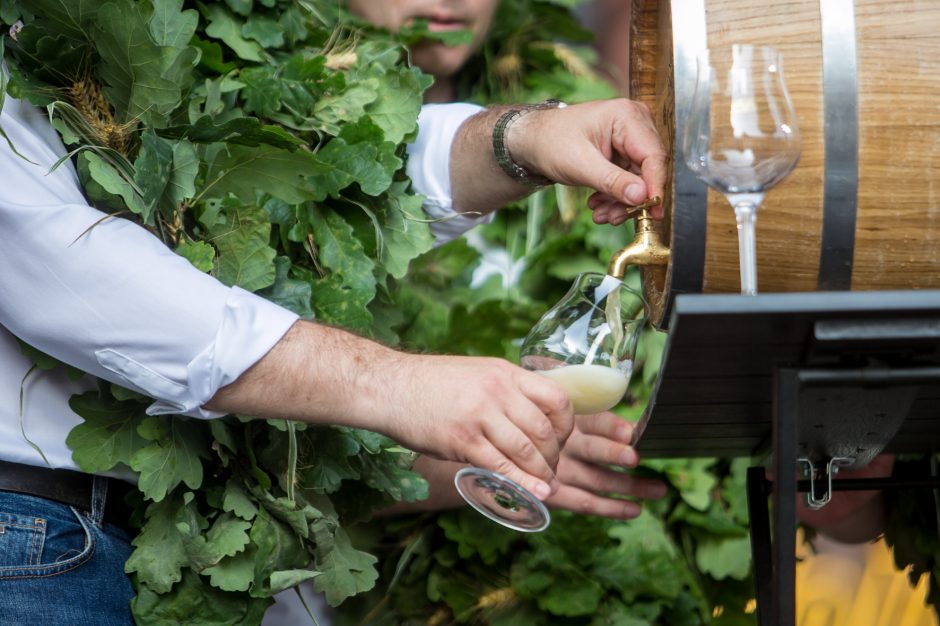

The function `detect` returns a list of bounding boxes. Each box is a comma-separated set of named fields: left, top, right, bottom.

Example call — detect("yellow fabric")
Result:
left=795, top=533, right=938, bottom=626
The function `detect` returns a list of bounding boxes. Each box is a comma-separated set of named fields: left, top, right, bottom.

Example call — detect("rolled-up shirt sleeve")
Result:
left=407, top=103, right=494, bottom=246
left=0, top=96, right=298, bottom=419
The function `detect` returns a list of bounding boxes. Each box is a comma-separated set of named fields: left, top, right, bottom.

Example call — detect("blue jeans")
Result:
left=0, top=476, right=135, bottom=625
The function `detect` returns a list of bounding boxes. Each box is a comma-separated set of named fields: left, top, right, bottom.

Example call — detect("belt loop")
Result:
left=90, top=475, right=108, bottom=525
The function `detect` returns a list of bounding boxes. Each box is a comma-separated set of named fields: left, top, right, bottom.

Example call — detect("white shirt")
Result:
left=0, top=94, right=485, bottom=473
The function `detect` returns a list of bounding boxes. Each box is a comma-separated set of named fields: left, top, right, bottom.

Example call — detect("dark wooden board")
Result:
left=634, top=291, right=940, bottom=459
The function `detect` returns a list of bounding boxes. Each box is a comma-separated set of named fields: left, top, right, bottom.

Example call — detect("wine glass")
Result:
left=682, top=44, right=801, bottom=295
left=454, top=273, right=647, bottom=532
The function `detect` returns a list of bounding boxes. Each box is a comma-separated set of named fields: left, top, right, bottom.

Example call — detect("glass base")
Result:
left=454, top=467, right=551, bottom=533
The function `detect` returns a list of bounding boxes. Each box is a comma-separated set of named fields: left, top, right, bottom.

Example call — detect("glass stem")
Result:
left=734, top=201, right=759, bottom=295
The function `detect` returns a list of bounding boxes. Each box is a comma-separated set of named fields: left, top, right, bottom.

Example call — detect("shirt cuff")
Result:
left=407, top=103, right=495, bottom=246
left=135, top=287, right=298, bottom=418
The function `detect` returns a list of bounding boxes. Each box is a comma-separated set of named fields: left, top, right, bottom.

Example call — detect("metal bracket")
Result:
left=797, top=456, right=855, bottom=509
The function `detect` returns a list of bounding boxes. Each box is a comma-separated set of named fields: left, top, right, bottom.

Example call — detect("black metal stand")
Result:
left=633, top=291, right=940, bottom=626
left=748, top=366, right=940, bottom=626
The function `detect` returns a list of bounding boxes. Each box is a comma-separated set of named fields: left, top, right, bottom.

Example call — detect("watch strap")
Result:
left=492, top=99, right=565, bottom=187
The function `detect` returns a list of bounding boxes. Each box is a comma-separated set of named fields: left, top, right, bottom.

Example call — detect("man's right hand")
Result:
left=379, top=354, right=574, bottom=500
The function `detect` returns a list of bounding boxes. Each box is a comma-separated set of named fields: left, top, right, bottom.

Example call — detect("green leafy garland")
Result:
left=1, top=0, right=443, bottom=622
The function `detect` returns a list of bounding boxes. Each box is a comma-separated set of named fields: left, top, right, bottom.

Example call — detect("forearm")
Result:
left=448, top=105, right=537, bottom=216
left=205, top=320, right=404, bottom=431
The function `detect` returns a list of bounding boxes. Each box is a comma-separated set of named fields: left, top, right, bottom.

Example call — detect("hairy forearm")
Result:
left=204, top=320, right=403, bottom=431
left=449, top=105, right=534, bottom=216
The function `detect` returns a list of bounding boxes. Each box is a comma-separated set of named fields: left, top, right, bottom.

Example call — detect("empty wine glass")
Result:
left=682, top=44, right=801, bottom=295
left=455, top=273, right=647, bottom=532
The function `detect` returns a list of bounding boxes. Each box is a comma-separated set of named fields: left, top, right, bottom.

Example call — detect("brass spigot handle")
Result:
left=621, top=196, right=662, bottom=221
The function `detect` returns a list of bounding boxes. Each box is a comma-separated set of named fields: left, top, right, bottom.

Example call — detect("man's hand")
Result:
left=380, top=354, right=575, bottom=500
left=547, top=412, right=667, bottom=518
left=389, top=411, right=667, bottom=519
left=511, top=99, right=667, bottom=224
left=449, top=98, right=667, bottom=225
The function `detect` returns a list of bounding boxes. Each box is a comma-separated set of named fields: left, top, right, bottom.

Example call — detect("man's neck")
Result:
left=422, top=77, right=457, bottom=104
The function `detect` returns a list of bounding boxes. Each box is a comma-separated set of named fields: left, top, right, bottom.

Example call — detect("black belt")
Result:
left=0, top=459, right=134, bottom=530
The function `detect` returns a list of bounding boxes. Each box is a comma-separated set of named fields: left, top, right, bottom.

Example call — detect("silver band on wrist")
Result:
left=492, top=99, right=566, bottom=187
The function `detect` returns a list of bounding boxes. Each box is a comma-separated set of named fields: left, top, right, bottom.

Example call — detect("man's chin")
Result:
left=412, top=44, right=471, bottom=79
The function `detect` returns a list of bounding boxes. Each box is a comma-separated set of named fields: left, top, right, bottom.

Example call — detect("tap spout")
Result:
left=606, top=209, right=670, bottom=279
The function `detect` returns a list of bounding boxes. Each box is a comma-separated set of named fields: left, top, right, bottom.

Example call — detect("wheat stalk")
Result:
left=323, top=27, right=359, bottom=70
left=67, top=78, right=134, bottom=155
left=539, top=41, right=595, bottom=78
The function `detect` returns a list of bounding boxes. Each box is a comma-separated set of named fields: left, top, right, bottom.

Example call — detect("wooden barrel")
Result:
left=630, top=0, right=940, bottom=328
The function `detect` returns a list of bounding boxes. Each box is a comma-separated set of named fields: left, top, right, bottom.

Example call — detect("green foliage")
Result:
left=2, top=0, right=433, bottom=620
left=884, top=454, right=940, bottom=612
left=66, top=390, right=149, bottom=473
left=340, top=459, right=758, bottom=625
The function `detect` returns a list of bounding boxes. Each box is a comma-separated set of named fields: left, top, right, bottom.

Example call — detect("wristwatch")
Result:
left=492, top=99, right=566, bottom=188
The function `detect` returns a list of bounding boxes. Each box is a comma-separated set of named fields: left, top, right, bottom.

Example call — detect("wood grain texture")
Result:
left=630, top=0, right=674, bottom=317
left=703, top=0, right=824, bottom=295
left=854, top=0, right=940, bottom=289
left=630, top=0, right=940, bottom=322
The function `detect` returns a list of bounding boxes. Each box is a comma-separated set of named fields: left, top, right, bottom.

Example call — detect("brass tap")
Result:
left=606, top=197, right=670, bottom=279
